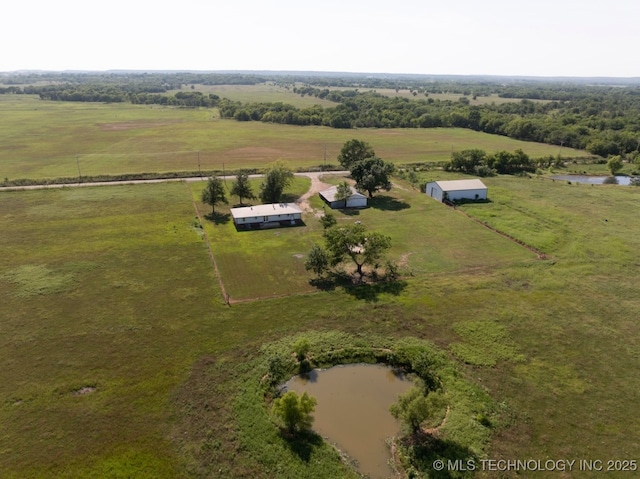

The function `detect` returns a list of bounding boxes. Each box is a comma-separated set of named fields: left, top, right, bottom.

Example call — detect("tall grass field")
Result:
left=1, top=90, right=638, bottom=478
left=0, top=95, right=583, bottom=181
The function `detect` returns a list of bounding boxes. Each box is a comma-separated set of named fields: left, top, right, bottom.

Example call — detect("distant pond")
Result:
left=286, top=363, right=412, bottom=479
left=551, top=175, right=635, bottom=185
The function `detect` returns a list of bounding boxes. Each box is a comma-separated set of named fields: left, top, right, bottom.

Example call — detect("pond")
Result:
left=551, top=174, right=635, bottom=185
left=286, top=363, right=412, bottom=479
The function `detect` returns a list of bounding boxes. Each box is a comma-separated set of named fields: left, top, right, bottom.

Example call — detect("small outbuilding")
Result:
left=231, top=203, right=303, bottom=230
left=319, top=185, right=368, bottom=209
left=426, top=179, right=488, bottom=203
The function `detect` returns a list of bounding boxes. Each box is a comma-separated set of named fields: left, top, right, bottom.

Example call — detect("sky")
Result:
left=2, top=0, right=639, bottom=78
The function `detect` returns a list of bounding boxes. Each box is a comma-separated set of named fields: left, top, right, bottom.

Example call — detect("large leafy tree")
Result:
left=323, top=223, right=391, bottom=280
left=335, top=181, right=353, bottom=207
left=319, top=212, right=337, bottom=229
left=260, top=161, right=294, bottom=203
left=272, top=391, right=317, bottom=434
left=447, top=149, right=487, bottom=174
left=390, top=385, right=432, bottom=434
left=230, top=170, right=256, bottom=205
left=350, top=157, right=395, bottom=197
left=304, top=244, right=329, bottom=276
left=607, top=155, right=623, bottom=175
left=201, top=176, right=228, bottom=214
left=337, top=139, right=375, bottom=169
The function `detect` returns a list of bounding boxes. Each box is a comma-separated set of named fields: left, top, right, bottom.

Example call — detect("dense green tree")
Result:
left=319, top=212, right=337, bottom=229
left=390, top=385, right=431, bottom=434
left=337, top=139, right=376, bottom=169
left=230, top=170, right=256, bottom=205
left=350, top=157, right=395, bottom=197
left=260, top=161, right=294, bottom=203
left=304, top=244, right=329, bottom=276
left=607, top=155, right=624, bottom=175
left=412, top=352, right=443, bottom=393
left=272, top=391, right=317, bottom=434
left=446, top=148, right=534, bottom=175
left=446, top=149, right=487, bottom=174
left=323, top=223, right=391, bottom=280
left=334, top=181, right=353, bottom=207
left=487, top=149, right=534, bottom=174
left=201, top=176, right=228, bottom=214
left=267, top=354, right=293, bottom=389
left=292, top=337, right=311, bottom=361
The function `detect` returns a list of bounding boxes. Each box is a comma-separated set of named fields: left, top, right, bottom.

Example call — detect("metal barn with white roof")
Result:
left=231, top=203, right=303, bottom=230
left=426, top=179, right=488, bottom=202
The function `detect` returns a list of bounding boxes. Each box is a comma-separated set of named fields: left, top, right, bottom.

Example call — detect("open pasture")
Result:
left=331, top=87, right=551, bottom=105
left=451, top=176, right=640, bottom=469
left=0, top=95, right=583, bottom=181
left=460, top=175, right=640, bottom=262
left=0, top=183, right=229, bottom=478
left=2, top=171, right=640, bottom=477
left=169, top=83, right=337, bottom=108
left=172, top=83, right=542, bottom=107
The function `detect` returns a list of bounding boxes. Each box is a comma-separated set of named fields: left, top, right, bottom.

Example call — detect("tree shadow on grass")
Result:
left=369, top=195, right=411, bottom=211
left=204, top=212, right=231, bottom=225
left=402, top=431, right=478, bottom=479
left=310, top=273, right=407, bottom=302
left=337, top=208, right=361, bottom=216
left=309, top=276, right=338, bottom=291
left=281, top=192, right=301, bottom=203
left=343, top=279, right=408, bottom=302
left=279, top=429, right=323, bottom=462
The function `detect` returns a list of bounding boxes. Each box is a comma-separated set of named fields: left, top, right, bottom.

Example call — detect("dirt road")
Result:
left=0, top=171, right=349, bottom=193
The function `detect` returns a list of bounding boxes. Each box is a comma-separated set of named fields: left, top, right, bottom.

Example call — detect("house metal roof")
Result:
left=230, top=203, right=302, bottom=219
left=434, top=179, right=487, bottom=191
left=319, top=185, right=366, bottom=202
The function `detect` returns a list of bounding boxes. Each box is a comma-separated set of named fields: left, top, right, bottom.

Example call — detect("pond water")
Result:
left=551, top=175, right=634, bottom=185
left=286, top=363, right=412, bottom=479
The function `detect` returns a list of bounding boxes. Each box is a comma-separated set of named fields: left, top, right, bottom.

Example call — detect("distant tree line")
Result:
left=220, top=90, right=640, bottom=158
left=3, top=72, right=640, bottom=158
left=443, top=148, right=566, bottom=176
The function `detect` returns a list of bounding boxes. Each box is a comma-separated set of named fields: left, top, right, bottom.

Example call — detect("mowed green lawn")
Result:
left=0, top=95, right=584, bottom=180
left=2, top=175, right=640, bottom=478
left=189, top=175, right=536, bottom=301
left=189, top=176, right=319, bottom=300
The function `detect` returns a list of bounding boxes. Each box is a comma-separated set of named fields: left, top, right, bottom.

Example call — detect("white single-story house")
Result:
left=426, top=179, right=488, bottom=202
left=319, top=185, right=368, bottom=209
left=231, top=203, right=303, bottom=230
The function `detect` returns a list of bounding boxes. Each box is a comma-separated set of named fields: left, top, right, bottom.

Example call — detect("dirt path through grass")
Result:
left=0, top=171, right=350, bottom=192
left=295, top=172, right=338, bottom=213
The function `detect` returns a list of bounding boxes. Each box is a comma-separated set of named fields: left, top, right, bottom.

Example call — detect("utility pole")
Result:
left=76, top=155, right=82, bottom=182
left=198, top=151, right=201, bottom=177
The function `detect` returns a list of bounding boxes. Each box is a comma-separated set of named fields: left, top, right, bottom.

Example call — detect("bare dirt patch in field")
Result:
left=72, top=386, right=96, bottom=396
left=97, top=120, right=182, bottom=131
left=398, top=252, right=415, bottom=268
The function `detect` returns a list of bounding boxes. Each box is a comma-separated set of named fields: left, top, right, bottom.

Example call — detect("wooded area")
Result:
left=2, top=71, right=639, bottom=159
